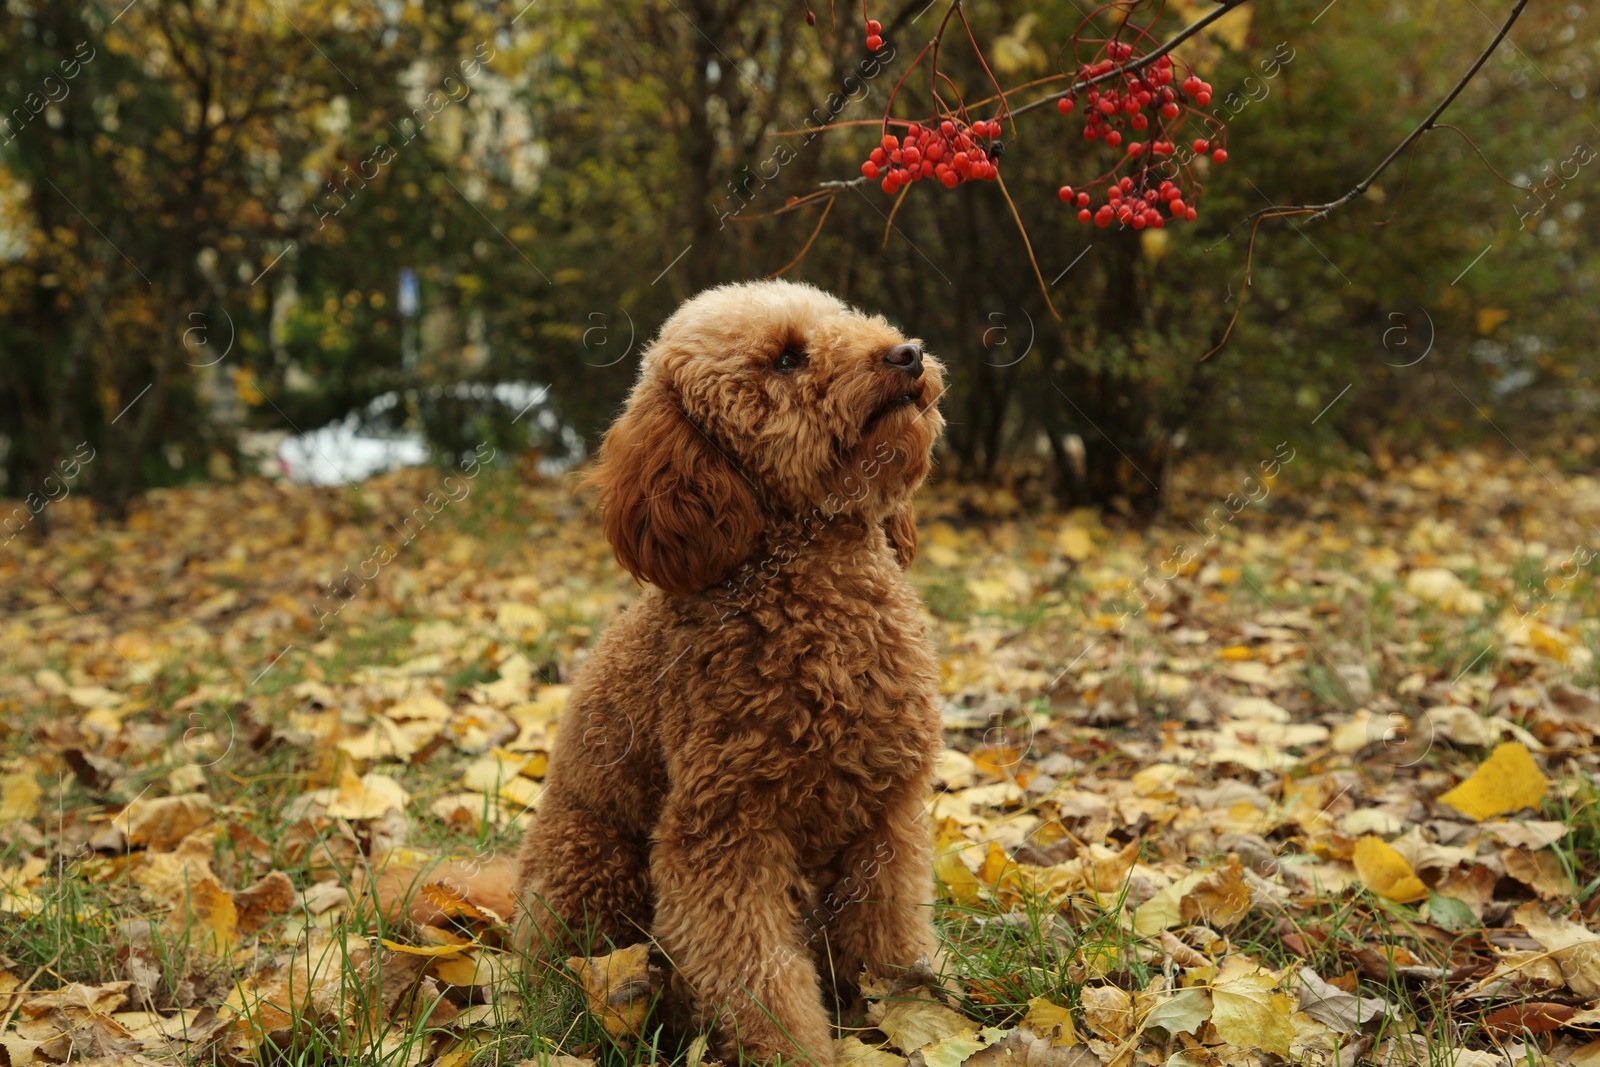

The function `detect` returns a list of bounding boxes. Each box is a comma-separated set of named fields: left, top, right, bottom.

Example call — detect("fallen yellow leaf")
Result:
left=1211, top=973, right=1294, bottom=1057
left=566, top=944, right=657, bottom=1038
left=0, top=770, right=42, bottom=822
left=1022, top=996, right=1079, bottom=1046
left=934, top=836, right=981, bottom=904
left=874, top=989, right=974, bottom=1053
left=1438, top=742, right=1550, bottom=821
left=1352, top=836, right=1429, bottom=903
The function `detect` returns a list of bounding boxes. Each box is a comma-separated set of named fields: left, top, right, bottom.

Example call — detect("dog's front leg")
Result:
left=826, top=779, right=940, bottom=989
left=651, top=801, right=835, bottom=1067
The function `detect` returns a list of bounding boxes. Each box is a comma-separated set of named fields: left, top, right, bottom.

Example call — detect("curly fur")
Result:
left=509, top=280, right=946, bottom=1065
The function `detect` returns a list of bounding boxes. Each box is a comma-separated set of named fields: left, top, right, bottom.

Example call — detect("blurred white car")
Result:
left=275, top=382, right=581, bottom=486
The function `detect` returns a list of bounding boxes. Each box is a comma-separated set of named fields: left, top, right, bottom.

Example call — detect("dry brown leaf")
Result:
left=1482, top=1001, right=1575, bottom=1035
left=232, top=870, right=296, bottom=936
left=1502, top=846, right=1576, bottom=899
left=112, top=792, right=214, bottom=850
left=1515, top=903, right=1600, bottom=997
left=1181, top=861, right=1252, bottom=927
left=1080, top=985, right=1133, bottom=1041
left=162, top=874, right=239, bottom=957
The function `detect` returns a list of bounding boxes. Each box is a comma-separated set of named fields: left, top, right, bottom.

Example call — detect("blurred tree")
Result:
left=0, top=0, right=1593, bottom=520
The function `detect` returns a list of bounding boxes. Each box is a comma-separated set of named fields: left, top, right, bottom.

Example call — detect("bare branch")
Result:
left=1210, top=0, right=1529, bottom=246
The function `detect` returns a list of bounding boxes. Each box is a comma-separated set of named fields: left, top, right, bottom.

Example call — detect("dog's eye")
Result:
left=773, top=347, right=808, bottom=372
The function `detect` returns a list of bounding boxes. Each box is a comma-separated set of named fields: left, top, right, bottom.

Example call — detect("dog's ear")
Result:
left=586, top=384, right=761, bottom=596
left=883, top=505, right=918, bottom=569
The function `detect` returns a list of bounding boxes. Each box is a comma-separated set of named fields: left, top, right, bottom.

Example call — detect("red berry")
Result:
left=1084, top=126, right=1098, bottom=140
left=1057, top=96, right=1075, bottom=114
left=1161, top=102, right=1179, bottom=120
left=943, top=170, right=960, bottom=188
left=1196, top=91, right=1211, bottom=106
left=881, top=134, right=898, bottom=151
left=1169, top=198, right=1185, bottom=215
left=903, top=147, right=921, bottom=166
left=1132, top=214, right=1146, bottom=230
left=1119, top=177, right=1133, bottom=191
left=926, top=142, right=943, bottom=161
left=941, top=120, right=956, bottom=137
left=862, top=160, right=880, bottom=178
left=1131, top=114, right=1148, bottom=130
left=1078, top=208, right=1092, bottom=222
left=869, top=147, right=886, bottom=165
left=1128, top=142, right=1144, bottom=156
left=866, top=33, right=883, bottom=50
left=1076, top=192, right=1089, bottom=207
left=1185, top=207, right=1197, bottom=220
left=1095, top=208, right=1113, bottom=227
left=865, top=18, right=881, bottom=33
left=882, top=175, right=899, bottom=193
left=1099, top=98, right=1117, bottom=115
left=1193, top=139, right=1209, bottom=153
left=1212, top=148, right=1228, bottom=162
left=1105, top=130, right=1122, bottom=147
left=921, top=160, right=935, bottom=177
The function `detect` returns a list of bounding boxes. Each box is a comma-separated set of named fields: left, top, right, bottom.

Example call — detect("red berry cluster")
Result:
left=864, top=17, right=883, bottom=51
left=861, top=119, right=1003, bottom=194
left=1059, top=175, right=1193, bottom=228
left=1053, top=39, right=1226, bottom=227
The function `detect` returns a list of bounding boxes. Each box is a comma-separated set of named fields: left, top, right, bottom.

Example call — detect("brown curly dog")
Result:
left=516, top=279, right=947, bottom=1065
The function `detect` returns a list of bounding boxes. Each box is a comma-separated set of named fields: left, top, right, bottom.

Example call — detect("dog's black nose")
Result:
left=883, top=343, right=923, bottom=378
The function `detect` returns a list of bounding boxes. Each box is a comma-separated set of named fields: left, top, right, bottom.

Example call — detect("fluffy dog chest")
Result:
left=653, top=555, right=936, bottom=823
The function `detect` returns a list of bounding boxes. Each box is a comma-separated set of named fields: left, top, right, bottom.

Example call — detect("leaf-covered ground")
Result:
left=4, top=445, right=1600, bottom=1067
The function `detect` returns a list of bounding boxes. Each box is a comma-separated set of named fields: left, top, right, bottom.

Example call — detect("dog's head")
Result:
left=587, top=280, right=944, bottom=596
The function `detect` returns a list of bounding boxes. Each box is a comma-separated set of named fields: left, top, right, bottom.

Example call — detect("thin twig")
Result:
left=0, top=956, right=58, bottom=1035
left=1372, top=137, right=1423, bottom=226
left=727, top=187, right=836, bottom=222
left=1198, top=208, right=1317, bottom=361
left=995, top=172, right=1061, bottom=321
left=770, top=194, right=836, bottom=277
left=1210, top=0, right=1529, bottom=246
left=956, top=4, right=1012, bottom=130
left=1434, top=122, right=1525, bottom=188
left=881, top=184, right=910, bottom=247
